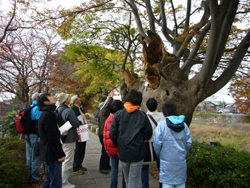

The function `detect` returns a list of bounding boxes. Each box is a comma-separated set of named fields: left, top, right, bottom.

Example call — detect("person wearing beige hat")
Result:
left=56, top=93, right=81, bottom=188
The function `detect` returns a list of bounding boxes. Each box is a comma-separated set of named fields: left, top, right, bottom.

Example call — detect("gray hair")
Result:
left=71, top=95, right=79, bottom=104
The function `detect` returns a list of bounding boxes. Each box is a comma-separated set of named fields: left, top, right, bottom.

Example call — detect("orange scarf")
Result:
left=124, top=102, right=140, bottom=113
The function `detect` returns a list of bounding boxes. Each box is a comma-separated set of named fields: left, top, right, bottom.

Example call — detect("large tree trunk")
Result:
left=122, top=31, right=200, bottom=124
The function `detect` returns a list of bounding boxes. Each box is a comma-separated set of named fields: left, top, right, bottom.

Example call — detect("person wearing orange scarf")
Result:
left=110, top=90, right=152, bottom=188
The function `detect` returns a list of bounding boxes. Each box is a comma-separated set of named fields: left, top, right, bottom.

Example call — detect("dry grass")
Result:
left=149, top=122, right=250, bottom=184
left=190, top=123, right=250, bottom=153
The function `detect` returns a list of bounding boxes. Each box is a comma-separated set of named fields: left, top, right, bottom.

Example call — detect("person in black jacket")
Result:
left=110, top=90, right=152, bottom=188
left=38, top=93, right=67, bottom=188
left=71, top=95, right=88, bottom=174
left=98, top=91, right=114, bottom=174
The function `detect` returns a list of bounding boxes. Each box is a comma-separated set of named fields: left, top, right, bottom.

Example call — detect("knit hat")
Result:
left=31, top=93, right=41, bottom=101
left=56, top=92, right=69, bottom=105
left=71, top=95, right=78, bottom=104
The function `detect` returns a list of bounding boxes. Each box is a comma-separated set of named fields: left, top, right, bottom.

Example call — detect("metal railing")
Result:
left=86, top=115, right=98, bottom=126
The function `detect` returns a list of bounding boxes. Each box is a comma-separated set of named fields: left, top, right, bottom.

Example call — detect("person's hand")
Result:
left=58, top=157, right=65, bottom=162
left=110, top=91, right=114, bottom=98
left=61, top=130, right=68, bottom=136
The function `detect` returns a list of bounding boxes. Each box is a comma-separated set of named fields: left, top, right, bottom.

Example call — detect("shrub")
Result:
left=193, top=111, right=218, bottom=119
left=187, top=141, right=250, bottom=187
left=1, top=110, right=18, bottom=138
left=242, top=115, right=250, bottom=123
left=0, top=137, right=29, bottom=188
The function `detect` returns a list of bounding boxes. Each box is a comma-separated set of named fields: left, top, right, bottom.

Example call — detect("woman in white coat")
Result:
left=153, top=103, right=192, bottom=188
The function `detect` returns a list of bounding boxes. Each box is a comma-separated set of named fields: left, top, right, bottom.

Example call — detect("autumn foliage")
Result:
left=229, top=73, right=250, bottom=114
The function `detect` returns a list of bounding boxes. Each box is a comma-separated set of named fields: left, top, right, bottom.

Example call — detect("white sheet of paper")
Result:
left=77, top=115, right=84, bottom=124
left=59, top=121, right=72, bottom=135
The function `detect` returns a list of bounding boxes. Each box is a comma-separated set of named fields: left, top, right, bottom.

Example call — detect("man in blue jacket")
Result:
left=25, top=92, right=42, bottom=182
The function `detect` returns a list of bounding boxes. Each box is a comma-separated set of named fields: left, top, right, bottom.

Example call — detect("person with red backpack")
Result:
left=25, top=92, right=42, bottom=183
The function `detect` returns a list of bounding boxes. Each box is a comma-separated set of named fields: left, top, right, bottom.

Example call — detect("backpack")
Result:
left=57, top=108, right=66, bottom=127
left=15, top=105, right=37, bottom=134
left=93, top=108, right=100, bottom=118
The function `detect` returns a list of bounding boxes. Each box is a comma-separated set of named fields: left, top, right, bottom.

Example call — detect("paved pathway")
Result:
left=68, top=131, right=160, bottom=188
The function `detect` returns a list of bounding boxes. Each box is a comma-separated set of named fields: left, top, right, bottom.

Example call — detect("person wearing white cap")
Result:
left=25, top=92, right=42, bottom=182
left=70, top=95, right=88, bottom=174
left=56, top=93, right=81, bottom=188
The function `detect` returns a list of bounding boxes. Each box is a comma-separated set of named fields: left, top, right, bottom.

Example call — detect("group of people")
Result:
left=26, top=92, right=88, bottom=188
left=26, top=89, right=192, bottom=188
left=98, top=89, right=192, bottom=188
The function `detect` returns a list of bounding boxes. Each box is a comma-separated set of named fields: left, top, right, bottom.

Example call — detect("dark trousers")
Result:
left=73, top=141, right=86, bottom=172
left=156, top=155, right=162, bottom=188
left=99, top=135, right=110, bottom=170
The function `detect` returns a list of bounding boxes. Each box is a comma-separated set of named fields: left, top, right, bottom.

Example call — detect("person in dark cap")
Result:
left=103, top=100, right=126, bottom=188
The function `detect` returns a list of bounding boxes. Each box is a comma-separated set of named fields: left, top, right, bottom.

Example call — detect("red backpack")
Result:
left=15, top=105, right=37, bottom=134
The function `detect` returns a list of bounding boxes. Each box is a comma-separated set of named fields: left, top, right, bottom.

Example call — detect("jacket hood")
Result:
left=41, top=105, right=56, bottom=112
left=124, top=102, right=139, bottom=113
left=32, top=100, right=38, bottom=105
left=166, top=115, right=185, bottom=132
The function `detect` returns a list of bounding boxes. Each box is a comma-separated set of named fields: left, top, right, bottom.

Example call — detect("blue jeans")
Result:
left=141, top=164, right=149, bottom=188
left=110, top=157, right=126, bottom=188
left=25, top=134, right=41, bottom=181
left=43, top=161, right=62, bottom=188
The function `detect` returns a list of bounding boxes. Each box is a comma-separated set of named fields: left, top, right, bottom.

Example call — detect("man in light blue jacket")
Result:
left=153, top=103, right=192, bottom=188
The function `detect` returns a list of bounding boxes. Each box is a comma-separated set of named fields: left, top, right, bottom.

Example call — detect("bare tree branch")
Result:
left=0, top=0, right=16, bottom=43
left=211, top=31, right=250, bottom=95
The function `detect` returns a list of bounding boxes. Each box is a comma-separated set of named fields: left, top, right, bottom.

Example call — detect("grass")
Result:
left=189, top=123, right=250, bottom=153
left=149, top=122, right=250, bottom=186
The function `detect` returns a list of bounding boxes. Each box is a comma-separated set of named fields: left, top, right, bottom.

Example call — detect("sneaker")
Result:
left=81, top=167, right=87, bottom=171
left=99, top=169, right=109, bottom=174
left=62, top=182, right=75, bottom=188
left=73, top=170, right=85, bottom=175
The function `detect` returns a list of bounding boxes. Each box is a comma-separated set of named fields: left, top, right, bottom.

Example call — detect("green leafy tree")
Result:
left=60, top=42, right=123, bottom=99
left=218, top=101, right=227, bottom=108
left=59, top=12, right=141, bottom=101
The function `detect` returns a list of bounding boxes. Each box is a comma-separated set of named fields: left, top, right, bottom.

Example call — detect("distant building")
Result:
left=226, top=103, right=238, bottom=113
left=195, top=101, right=238, bottom=113
left=196, top=101, right=217, bottom=112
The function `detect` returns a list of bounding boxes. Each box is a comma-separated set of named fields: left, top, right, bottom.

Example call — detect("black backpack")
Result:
left=15, top=105, right=37, bottom=134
